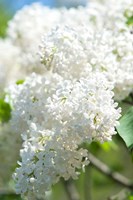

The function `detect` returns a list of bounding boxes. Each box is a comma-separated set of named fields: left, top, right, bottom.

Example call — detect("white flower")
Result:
left=7, top=3, right=61, bottom=73
left=40, top=24, right=133, bottom=100
left=7, top=3, right=61, bottom=51
left=89, top=0, right=133, bottom=30
left=9, top=72, right=121, bottom=197
left=0, top=39, right=20, bottom=94
left=111, top=30, right=133, bottom=100
left=39, top=25, right=90, bottom=79
left=1, top=0, right=132, bottom=198
left=39, top=25, right=118, bottom=79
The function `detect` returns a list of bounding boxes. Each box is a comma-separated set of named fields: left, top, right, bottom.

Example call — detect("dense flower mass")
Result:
left=9, top=72, right=120, bottom=143
left=9, top=72, right=120, bottom=198
left=7, top=3, right=61, bottom=74
left=39, top=25, right=90, bottom=79
left=40, top=25, right=133, bottom=100
left=0, top=0, right=132, bottom=199
left=0, top=39, right=20, bottom=94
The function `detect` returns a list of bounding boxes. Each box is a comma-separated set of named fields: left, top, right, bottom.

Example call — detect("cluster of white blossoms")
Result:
left=88, top=0, right=133, bottom=30
left=9, top=72, right=120, bottom=198
left=111, top=29, right=133, bottom=100
left=7, top=3, right=61, bottom=74
left=0, top=0, right=132, bottom=198
left=0, top=39, right=20, bottom=95
left=40, top=25, right=133, bottom=100
left=0, top=0, right=132, bottom=98
left=39, top=25, right=91, bottom=79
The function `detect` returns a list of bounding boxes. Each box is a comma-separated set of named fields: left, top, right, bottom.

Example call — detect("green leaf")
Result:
left=126, top=16, right=133, bottom=26
left=117, top=107, right=133, bottom=150
left=100, top=141, right=118, bottom=152
left=129, top=196, right=133, bottom=200
left=0, top=98, right=11, bottom=123
left=124, top=10, right=133, bottom=26
left=16, top=79, right=25, bottom=85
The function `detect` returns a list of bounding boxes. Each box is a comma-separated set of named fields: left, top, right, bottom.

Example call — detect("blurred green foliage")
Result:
left=126, top=16, right=133, bottom=25
left=0, top=194, right=21, bottom=200
left=0, top=3, right=12, bottom=37
left=16, top=80, right=25, bottom=85
left=0, top=99, right=11, bottom=123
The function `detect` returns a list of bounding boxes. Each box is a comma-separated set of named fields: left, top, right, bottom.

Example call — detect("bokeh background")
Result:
left=0, top=1, right=133, bottom=200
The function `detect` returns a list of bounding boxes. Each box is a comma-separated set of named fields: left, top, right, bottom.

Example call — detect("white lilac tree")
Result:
left=0, top=0, right=133, bottom=199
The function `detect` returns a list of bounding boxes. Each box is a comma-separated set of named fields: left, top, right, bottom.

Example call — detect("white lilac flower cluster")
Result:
left=0, top=0, right=132, bottom=198
left=0, top=1, right=132, bottom=99
left=88, top=0, right=133, bottom=30
left=0, top=4, right=62, bottom=188
left=10, top=72, right=120, bottom=198
left=0, top=39, right=20, bottom=95
left=40, top=25, right=133, bottom=100
left=7, top=3, right=61, bottom=74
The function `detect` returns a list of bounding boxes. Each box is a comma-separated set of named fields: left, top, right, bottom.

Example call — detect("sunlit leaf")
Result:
left=126, top=16, right=133, bottom=25
left=16, top=79, right=25, bottom=85
left=129, top=196, right=133, bottom=200
left=117, top=107, right=133, bottom=150
left=100, top=141, right=118, bottom=152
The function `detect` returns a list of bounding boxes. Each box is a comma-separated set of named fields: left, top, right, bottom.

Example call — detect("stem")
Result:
left=122, top=100, right=133, bottom=106
left=130, top=93, right=133, bottom=101
left=84, top=166, right=92, bottom=200
left=108, top=189, right=130, bottom=200
left=0, top=189, right=16, bottom=195
left=63, top=179, right=80, bottom=200
left=87, top=151, right=133, bottom=190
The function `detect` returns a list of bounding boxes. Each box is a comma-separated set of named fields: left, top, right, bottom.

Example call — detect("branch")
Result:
left=122, top=93, right=133, bottom=105
left=108, top=189, right=130, bottom=200
left=84, top=166, right=92, bottom=200
left=122, top=100, right=133, bottom=106
left=87, top=151, right=133, bottom=190
left=0, top=189, right=16, bottom=195
left=130, top=93, right=133, bottom=101
left=0, top=189, right=21, bottom=199
left=36, top=197, right=45, bottom=200
left=62, top=179, right=80, bottom=200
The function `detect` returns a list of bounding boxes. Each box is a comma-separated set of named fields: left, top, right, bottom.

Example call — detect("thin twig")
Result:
left=84, top=166, right=92, bottom=200
left=0, top=189, right=16, bottom=195
left=107, top=189, right=130, bottom=200
left=36, top=197, right=45, bottom=200
left=62, top=179, right=80, bottom=200
left=88, top=151, right=133, bottom=190
left=122, top=100, right=133, bottom=106
left=130, top=93, right=133, bottom=101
